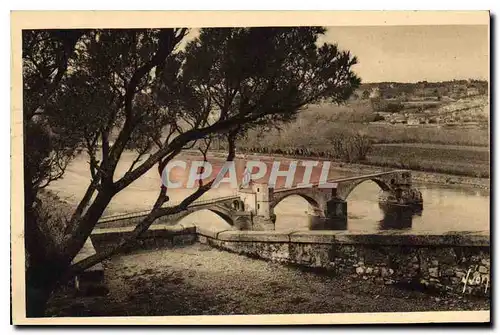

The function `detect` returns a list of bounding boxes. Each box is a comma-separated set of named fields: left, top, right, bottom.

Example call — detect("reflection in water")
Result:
left=301, top=206, right=421, bottom=231
left=378, top=206, right=422, bottom=230
left=309, top=217, right=347, bottom=230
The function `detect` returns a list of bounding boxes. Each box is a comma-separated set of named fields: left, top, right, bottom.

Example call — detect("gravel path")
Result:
left=48, top=244, right=489, bottom=317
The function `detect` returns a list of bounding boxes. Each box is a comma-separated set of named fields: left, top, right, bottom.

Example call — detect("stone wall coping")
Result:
left=195, top=226, right=228, bottom=239
left=91, top=224, right=489, bottom=247
left=217, top=230, right=296, bottom=242
left=288, top=231, right=489, bottom=246
left=93, top=223, right=195, bottom=235
left=194, top=227, right=489, bottom=247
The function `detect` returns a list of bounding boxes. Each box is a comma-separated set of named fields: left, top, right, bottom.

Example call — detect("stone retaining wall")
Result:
left=88, top=224, right=490, bottom=298
left=91, top=224, right=198, bottom=253
left=195, top=227, right=490, bottom=298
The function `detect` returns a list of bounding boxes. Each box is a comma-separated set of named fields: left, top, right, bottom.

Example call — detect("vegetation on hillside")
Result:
left=232, top=92, right=489, bottom=177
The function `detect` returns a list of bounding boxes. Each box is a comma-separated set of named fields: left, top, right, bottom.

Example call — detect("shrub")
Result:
left=326, top=132, right=373, bottom=163
left=371, top=98, right=404, bottom=113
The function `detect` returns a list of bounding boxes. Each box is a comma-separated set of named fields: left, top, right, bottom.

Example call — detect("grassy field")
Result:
left=242, top=112, right=488, bottom=151
left=317, top=123, right=489, bottom=147
left=236, top=136, right=490, bottom=178
left=234, top=98, right=489, bottom=178
left=362, top=124, right=488, bottom=146
left=367, top=144, right=490, bottom=178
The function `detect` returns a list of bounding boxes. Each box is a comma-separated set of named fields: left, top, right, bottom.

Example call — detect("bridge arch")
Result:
left=167, top=205, right=236, bottom=227
left=337, top=177, right=393, bottom=201
left=273, top=193, right=321, bottom=209
left=271, top=189, right=327, bottom=215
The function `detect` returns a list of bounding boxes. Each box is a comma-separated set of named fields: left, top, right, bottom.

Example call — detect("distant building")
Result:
left=369, top=87, right=381, bottom=99
left=436, top=87, right=448, bottom=96
left=440, top=95, right=453, bottom=102
left=391, top=115, right=406, bottom=124
left=467, top=87, right=480, bottom=96
left=452, top=84, right=468, bottom=94
left=407, top=117, right=420, bottom=126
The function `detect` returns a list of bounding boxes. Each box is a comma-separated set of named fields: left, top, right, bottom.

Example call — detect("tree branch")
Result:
left=104, top=29, right=188, bottom=187
left=67, top=140, right=236, bottom=277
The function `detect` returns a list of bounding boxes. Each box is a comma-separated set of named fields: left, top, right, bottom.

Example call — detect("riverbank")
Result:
left=202, top=150, right=489, bottom=190
left=46, top=243, right=489, bottom=317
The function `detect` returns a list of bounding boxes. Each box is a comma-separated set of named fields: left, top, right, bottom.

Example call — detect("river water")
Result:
left=162, top=153, right=490, bottom=233
left=50, top=151, right=490, bottom=233
left=274, top=182, right=489, bottom=232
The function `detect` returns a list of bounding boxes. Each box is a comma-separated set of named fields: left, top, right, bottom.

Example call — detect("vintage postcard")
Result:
left=11, top=11, right=490, bottom=325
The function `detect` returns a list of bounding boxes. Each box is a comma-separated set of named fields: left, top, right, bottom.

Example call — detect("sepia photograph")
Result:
left=10, top=11, right=490, bottom=325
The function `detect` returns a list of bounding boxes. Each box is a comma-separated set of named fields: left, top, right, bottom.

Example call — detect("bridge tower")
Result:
left=237, top=182, right=275, bottom=230
left=253, top=182, right=275, bottom=230
left=254, top=182, right=273, bottom=218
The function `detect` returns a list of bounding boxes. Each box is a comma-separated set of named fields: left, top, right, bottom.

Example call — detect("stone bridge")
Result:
left=270, top=170, right=418, bottom=225
left=97, top=195, right=259, bottom=230
left=272, top=170, right=409, bottom=202
left=98, top=170, right=420, bottom=231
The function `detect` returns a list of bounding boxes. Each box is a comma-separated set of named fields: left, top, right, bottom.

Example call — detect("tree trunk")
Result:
left=25, top=261, right=64, bottom=317
left=25, top=280, right=52, bottom=317
left=24, top=176, right=62, bottom=317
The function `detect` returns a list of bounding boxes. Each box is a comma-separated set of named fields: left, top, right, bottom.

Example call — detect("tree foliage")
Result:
left=23, top=30, right=87, bottom=194
left=22, top=27, right=360, bottom=316
left=179, top=27, right=360, bottom=131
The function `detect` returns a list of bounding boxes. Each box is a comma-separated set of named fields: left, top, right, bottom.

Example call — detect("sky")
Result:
left=319, top=25, right=489, bottom=83
left=181, top=25, right=489, bottom=84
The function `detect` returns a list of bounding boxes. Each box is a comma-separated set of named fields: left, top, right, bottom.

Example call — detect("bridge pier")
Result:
left=325, top=198, right=348, bottom=224
left=252, top=216, right=276, bottom=231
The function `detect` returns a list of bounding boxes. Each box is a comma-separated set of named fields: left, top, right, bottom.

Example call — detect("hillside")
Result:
left=305, top=94, right=488, bottom=127
left=377, top=95, right=489, bottom=126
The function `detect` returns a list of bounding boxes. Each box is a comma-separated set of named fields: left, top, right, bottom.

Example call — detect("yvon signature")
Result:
left=461, top=267, right=489, bottom=294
